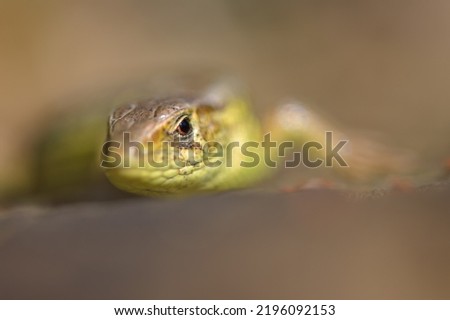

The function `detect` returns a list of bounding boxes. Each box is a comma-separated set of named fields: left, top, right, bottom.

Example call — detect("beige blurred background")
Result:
left=1, top=0, right=450, bottom=178
left=0, top=0, right=449, bottom=299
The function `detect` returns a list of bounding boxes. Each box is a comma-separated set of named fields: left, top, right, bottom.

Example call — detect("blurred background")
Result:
left=0, top=0, right=449, bottom=299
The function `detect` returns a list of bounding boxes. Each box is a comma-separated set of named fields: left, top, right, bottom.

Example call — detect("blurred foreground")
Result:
left=1, top=185, right=449, bottom=299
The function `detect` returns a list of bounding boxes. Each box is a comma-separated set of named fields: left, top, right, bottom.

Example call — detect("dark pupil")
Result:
left=177, top=118, right=191, bottom=135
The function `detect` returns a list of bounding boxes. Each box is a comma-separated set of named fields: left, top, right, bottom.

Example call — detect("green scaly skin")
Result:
left=104, top=93, right=271, bottom=196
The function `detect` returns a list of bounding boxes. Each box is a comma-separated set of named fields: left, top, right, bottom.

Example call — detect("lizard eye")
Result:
left=176, top=117, right=192, bottom=136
